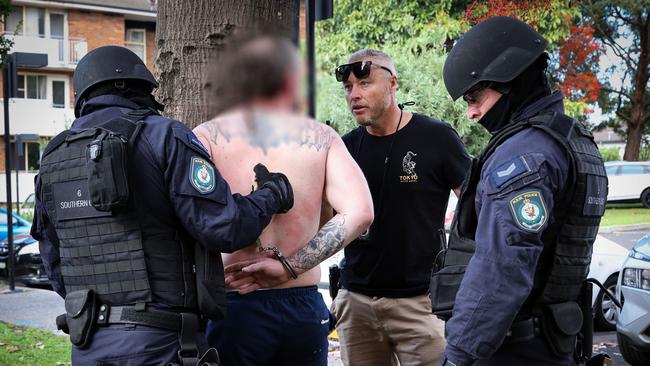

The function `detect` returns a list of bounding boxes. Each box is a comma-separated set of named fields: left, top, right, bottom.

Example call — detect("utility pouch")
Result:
left=64, top=289, right=98, bottom=348
left=194, top=242, right=227, bottom=320
left=86, top=130, right=130, bottom=211
left=539, top=302, right=583, bottom=357
left=429, top=227, right=475, bottom=320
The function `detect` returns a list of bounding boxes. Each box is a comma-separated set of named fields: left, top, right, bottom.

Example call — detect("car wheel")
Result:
left=618, top=332, right=650, bottom=366
left=594, top=275, right=618, bottom=331
left=641, top=188, right=650, bottom=208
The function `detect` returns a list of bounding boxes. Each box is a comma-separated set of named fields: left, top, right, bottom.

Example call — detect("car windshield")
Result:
left=633, top=236, right=650, bottom=256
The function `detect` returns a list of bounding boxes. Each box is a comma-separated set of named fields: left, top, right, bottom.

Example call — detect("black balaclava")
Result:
left=479, top=54, right=552, bottom=135
left=81, top=80, right=165, bottom=116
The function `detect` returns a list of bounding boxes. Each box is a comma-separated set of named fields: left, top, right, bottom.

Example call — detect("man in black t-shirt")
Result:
left=331, top=49, right=470, bottom=366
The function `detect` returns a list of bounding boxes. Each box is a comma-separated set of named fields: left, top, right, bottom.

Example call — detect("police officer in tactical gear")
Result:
left=31, top=45, right=295, bottom=366
left=433, top=17, right=607, bottom=365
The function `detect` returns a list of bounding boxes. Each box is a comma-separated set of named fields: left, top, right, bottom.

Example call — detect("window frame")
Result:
left=125, top=28, right=147, bottom=65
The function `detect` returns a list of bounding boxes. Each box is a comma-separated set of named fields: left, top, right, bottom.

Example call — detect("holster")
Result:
left=329, top=264, right=341, bottom=300
left=538, top=302, right=583, bottom=357
left=62, top=289, right=98, bottom=348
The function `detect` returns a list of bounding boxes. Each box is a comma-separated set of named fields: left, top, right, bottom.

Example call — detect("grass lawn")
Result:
left=602, top=203, right=650, bottom=227
left=0, top=321, right=70, bottom=366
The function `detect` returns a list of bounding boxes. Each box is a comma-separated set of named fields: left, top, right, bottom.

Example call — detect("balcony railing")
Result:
left=3, top=32, right=87, bottom=67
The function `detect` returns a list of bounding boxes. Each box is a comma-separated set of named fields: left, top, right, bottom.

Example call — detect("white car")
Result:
left=318, top=234, right=629, bottom=332
left=605, top=161, right=650, bottom=207
left=589, top=235, right=630, bottom=331
left=616, top=234, right=650, bottom=365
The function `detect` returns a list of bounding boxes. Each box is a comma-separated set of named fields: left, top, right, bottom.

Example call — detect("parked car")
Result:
left=0, top=234, right=49, bottom=286
left=616, top=234, right=650, bottom=365
left=605, top=161, right=650, bottom=207
left=0, top=208, right=32, bottom=241
left=589, top=235, right=630, bottom=330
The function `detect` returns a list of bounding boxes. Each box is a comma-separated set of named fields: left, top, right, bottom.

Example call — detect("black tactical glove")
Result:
left=254, top=163, right=294, bottom=213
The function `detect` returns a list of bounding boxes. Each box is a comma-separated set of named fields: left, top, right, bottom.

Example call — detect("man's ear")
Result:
left=391, top=75, right=399, bottom=93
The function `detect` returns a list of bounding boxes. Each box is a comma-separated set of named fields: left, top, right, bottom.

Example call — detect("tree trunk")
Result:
left=154, top=0, right=299, bottom=128
left=624, top=122, right=643, bottom=161
left=622, top=12, right=650, bottom=161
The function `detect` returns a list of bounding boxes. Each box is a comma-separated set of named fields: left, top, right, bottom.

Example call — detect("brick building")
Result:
left=0, top=0, right=156, bottom=204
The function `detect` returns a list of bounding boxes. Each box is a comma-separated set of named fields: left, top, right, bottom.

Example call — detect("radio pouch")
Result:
left=539, top=302, right=583, bottom=357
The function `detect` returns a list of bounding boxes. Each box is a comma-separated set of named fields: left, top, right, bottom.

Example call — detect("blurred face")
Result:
left=464, top=84, right=503, bottom=121
left=342, top=59, right=395, bottom=126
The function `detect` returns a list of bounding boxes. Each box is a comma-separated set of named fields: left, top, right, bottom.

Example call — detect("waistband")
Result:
left=226, top=285, right=319, bottom=300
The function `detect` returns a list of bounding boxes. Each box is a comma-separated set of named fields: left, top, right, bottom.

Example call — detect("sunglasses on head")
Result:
left=335, top=61, right=393, bottom=82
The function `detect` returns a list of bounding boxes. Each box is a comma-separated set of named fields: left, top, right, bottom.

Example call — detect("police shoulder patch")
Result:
left=190, top=157, right=215, bottom=194
left=509, top=190, right=547, bottom=233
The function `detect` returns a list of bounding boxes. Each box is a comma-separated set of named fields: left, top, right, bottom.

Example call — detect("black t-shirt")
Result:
left=341, top=113, right=470, bottom=298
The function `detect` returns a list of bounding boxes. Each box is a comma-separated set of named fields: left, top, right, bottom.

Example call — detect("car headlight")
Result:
left=17, top=242, right=40, bottom=256
left=622, top=268, right=650, bottom=290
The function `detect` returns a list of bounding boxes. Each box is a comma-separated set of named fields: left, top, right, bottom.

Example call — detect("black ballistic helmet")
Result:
left=443, top=16, right=548, bottom=101
left=73, top=45, right=158, bottom=117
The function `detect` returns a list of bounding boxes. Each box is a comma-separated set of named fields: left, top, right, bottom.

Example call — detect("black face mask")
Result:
left=477, top=56, right=551, bottom=135
left=478, top=92, right=513, bottom=135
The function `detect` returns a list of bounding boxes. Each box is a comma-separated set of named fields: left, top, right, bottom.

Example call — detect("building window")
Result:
left=52, top=81, right=65, bottom=108
left=9, top=141, right=41, bottom=172
left=5, top=6, right=23, bottom=35
left=125, top=29, right=146, bottom=64
left=17, top=74, right=47, bottom=100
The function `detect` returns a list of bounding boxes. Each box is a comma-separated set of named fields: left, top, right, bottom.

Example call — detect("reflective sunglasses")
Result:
left=335, top=61, right=393, bottom=82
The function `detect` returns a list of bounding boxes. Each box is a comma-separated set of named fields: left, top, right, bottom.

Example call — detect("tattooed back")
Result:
left=193, top=108, right=336, bottom=288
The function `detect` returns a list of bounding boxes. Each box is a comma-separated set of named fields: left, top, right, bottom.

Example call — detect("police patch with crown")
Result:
left=509, top=190, right=547, bottom=232
left=190, top=157, right=215, bottom=194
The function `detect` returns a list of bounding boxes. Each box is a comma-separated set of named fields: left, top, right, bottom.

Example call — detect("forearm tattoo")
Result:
left=288, top=214, right=346, bottom=270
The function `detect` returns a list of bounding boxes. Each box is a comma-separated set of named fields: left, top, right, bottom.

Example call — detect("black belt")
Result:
left=503, top=317, right=542, bottom=344
left=96, top=304, right=186, bottom=332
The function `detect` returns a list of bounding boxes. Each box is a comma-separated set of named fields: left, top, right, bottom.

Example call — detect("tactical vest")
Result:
left=38, top=109, right=198, bottom=309
left=430, top=111, right=607, bottom=319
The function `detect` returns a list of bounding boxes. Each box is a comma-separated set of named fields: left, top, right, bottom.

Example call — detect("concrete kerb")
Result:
left=599, top=222, right=650, bottom=234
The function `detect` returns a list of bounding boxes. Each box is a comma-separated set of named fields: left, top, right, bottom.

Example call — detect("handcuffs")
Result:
left=252, top=180, right=299, bottom=280
left=256, top=239, right=299, bottom=280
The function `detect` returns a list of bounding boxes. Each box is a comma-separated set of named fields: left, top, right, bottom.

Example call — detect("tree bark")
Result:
left=622, top=10, right=650, bottom=161
left=154, top=0, right=299, bottom=128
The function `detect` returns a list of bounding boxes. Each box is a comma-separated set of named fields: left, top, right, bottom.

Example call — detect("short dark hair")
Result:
left=207, top=35, right=298, bottom=115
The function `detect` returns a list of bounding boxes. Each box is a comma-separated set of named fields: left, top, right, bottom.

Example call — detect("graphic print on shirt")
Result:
left=400, top=151, right=418, bottom=183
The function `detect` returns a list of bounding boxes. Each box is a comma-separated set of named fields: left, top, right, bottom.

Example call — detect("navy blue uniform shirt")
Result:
left=443, top=92, right=570, bottom=365
left=32, top=95, right=281, bottom=298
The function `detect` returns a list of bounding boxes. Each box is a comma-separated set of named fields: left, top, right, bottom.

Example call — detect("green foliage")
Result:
left=598, top=146, right=620, bottom=161
left=0, top=321, right=71, bottom=366
left=0, top=0, right=15, bottom=62
left=315, top=3, right=489, bottom=155
left=639, top=147, right=650, bottom=162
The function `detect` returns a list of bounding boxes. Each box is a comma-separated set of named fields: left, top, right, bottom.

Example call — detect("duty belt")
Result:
left=95, top=304, right=204, bottom=366
left=503, top=317, right=541, bottom=344
left=96, top=304, right=190, bottom=331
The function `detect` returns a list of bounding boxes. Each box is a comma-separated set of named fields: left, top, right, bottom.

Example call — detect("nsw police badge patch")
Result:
left=509, top=191, right=547, bottom=232
left=190, top=157, right=215, bottom=194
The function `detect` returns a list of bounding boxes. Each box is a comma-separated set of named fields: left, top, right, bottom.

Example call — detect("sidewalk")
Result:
left=0, top=282, right=64, bottom=334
